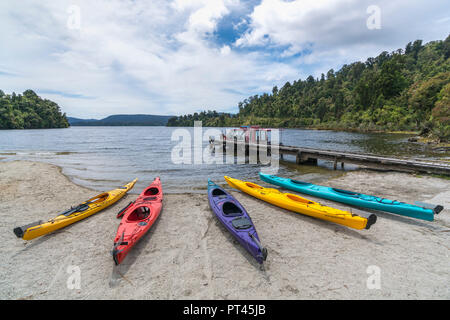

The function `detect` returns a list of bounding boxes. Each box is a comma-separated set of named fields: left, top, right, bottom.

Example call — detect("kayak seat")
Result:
left=222, top=202, right=243, bottom=216
left=231, top=217, right=252, bottom=230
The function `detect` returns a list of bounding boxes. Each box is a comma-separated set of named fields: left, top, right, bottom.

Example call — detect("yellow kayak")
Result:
left=224, top=176, right=376, bottom=230
left=14, top=179, right=137, bottom=240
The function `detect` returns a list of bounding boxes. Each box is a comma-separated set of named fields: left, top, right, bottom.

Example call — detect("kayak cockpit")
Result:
left=86, top=193, right=109, bottom=204
left=286, top=194, right=314, bottom=204
left=144, top=187, right=159, bottom=196
left=245, top=182, right=263, bottom=189
left=127, top=206, right=150, bottom=221
left=290, top=179, right=311, bottom=186
left=222, top=202, right=243, bottom=216
left=332, top=188, right=360, bottom=196
left=212, top=188, right=227, bottom=197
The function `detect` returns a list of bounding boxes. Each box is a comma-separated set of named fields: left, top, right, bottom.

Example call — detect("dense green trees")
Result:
left=0, top=90, right=69, bottom=129
left=167, top=36, right=450, bottom=141
left=166, top=110, right=237, bottom=127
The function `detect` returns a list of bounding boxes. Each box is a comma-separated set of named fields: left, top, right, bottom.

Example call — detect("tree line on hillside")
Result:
left=0, top=90, right=69, bottom=129
left=167, top=35, right=450, bottom=141
left=68, top=114, right=173, bottom=126
left=166, top=110, right=236, bottom=127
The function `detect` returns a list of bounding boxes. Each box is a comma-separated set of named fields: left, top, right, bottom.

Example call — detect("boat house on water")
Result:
left=221, top=126, right=273, bottom=144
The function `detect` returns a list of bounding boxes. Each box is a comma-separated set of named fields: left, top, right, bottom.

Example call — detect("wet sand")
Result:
left=1, top=160, right=449, bottom=299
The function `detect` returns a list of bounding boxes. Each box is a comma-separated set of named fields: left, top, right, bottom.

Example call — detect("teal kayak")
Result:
left=259, top=173, right=443, bottom=221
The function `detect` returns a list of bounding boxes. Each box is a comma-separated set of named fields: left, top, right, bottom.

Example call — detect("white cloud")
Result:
left=237, top=0, right=450, bottom=73
left=220, top=45, right=231, bottom=55
left=0, top=0, right=298, bottom=118
left=236, top=0, right=356, bottom=48
left=172, top=0, right=240, bottom=44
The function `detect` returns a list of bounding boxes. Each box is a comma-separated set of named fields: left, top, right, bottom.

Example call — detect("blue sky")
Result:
left=0, top=0, right=449, bottom=118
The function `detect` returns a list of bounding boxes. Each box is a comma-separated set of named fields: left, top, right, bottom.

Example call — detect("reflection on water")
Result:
left=0, top=127, right=447, bottom=193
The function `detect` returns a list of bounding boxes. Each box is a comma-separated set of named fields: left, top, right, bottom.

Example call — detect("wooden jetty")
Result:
left=211, top=139, right=450, bottom=176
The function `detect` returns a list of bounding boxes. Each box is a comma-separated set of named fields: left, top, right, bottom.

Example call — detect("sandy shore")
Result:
left=1, top=160, right=449, bottom=300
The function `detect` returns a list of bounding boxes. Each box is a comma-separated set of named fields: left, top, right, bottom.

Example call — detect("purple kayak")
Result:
left=208, top=179, right=267, bottom=264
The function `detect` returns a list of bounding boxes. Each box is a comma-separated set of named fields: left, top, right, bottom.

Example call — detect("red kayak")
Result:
left=112, top=177, right=163, bottom=265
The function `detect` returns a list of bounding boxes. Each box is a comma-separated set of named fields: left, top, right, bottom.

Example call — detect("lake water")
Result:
left=0, top=126, right=446, bottom=194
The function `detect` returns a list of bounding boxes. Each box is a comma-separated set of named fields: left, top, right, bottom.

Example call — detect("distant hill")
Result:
left=68, top=114, right=174, bottom=126
left=67, top=117, right=97, bottom=124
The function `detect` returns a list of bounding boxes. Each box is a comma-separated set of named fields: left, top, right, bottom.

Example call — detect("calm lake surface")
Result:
left=0, top=127, right=447, bottom=193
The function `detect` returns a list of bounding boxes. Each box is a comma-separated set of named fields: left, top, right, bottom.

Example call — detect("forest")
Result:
left=167, top=36, right=450, bottom=141
left=0, top=89, right=69, bottom=129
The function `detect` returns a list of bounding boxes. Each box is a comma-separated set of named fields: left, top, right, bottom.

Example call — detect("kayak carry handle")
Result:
left=365, top=214, right=377, bottom=230
left=117, top=201, right=134, bottom=219
left=13, top=220, right=43, bottom=238
left=414, top=201, right=444, bottom=214
left=262, top=247, right=268, bottom=261
left=249, top=232, right=268, bottom=262
left=112, top=231, right=125, bottom=265
left=435, top=206, right=444, bottom=214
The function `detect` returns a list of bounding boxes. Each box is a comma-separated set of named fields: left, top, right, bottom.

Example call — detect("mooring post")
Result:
left=333, top=157, right=338, bottom=170
left=341, top=162, right=344, bottom=169
left=256, top=142, right=259, bottom=161
left=296, top=152, right=301, bottom=164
